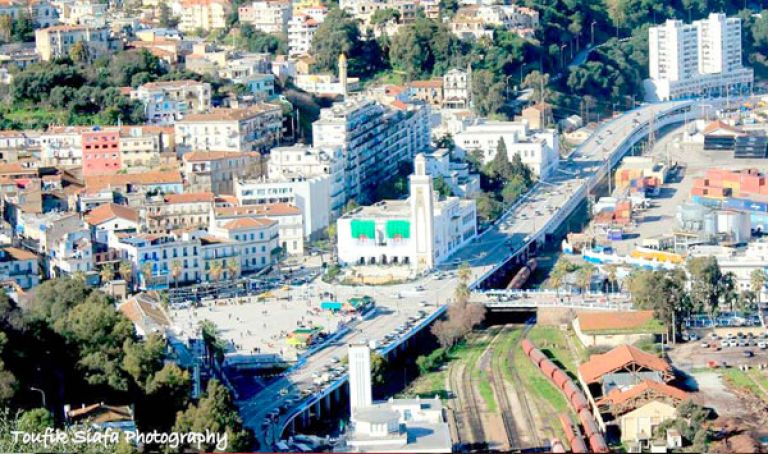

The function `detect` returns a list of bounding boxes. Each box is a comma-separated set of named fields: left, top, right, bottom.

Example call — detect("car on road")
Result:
left=758, top=342, right=767, bottom=349
left=743, top=350, right=754, bottom=358
left=330, top=355, right=340, bottom=363
left=701, top=342, right=710, bottom=348
left=728, top=339, right=738, bottom=347
left=279, top=388, right=289, bottom=396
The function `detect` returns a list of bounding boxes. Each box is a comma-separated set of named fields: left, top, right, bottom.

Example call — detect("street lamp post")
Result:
left=560, top=44, right=567, bottom=69
left=30, top=387, right=46, bottom=408
left=590, top=21, right=596, bottom=46
left=504, top=74, right=515, bottom=101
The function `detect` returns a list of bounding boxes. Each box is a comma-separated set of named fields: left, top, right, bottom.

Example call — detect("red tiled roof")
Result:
left=577, top=310, right=657, bottom=333
left=85, top=171, right=182, bottom=192
left=598, top=380, right=688, bottom=407
left=214, top=202, right=300, bottom=217
left=578, top=344, right=673, bottom=384
left=702, top=119, right=744, bottom=136
left=2, top=247, right=36, bottom=261
left=183, top=150, right=246, bottom=161
left=179, top=104, right=280, bottom=122
left=85, top=203, right=139, bottom=226
left=410, top=79, right=442, bottom=89
left=163, top=192, right=214, bottom=204
left=222, top=217, right=276, bottom=230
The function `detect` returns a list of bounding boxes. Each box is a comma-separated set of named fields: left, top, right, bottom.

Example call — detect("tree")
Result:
left=604, top=264, right=619, bottom=294
left=370, top=352, right=387, bottom=386
left=750, top=268, right=766, bottom=306
left=100, top=265, right=114, bottom=284
left=17, top=408, right=53, bottom=433
left=433, top=176, right=453, bottom=198
left=0, top=16, right=11, bottom=42
left=158, top=3, right=179, bottom=28
left=547, top=259, right=570, bottom=295
left=371, top=8, right=400, bottom=25
left=122, top=334, right=166, bottom=389
left=141, top=363, right=191, bottom=431
left=389, top=16, right=460, bottom=81
left=474, top=192, right=502, bottom=223
left=27, top=277, right=90, bottom=325
left=431, top=319, right=463, bottom=348
left=170, top=260, right=183, bottom=288
left=208, top=260, right=223, bottom=283
left=200, top=320, right=226, bottom=369
left=69, top=42, right=91, bottom=64
left=141, top=261, right=154, bottom=289
left=687, top=256, right=723, bottom=319
left=226, top=258, right=240, bottom=281
left=577, top=264, right=595, bottom=293
left=119, top=261, right=133, bottom=287
left=173, top=379, right=254, bottom=452
left=470, top=69, right=505, bottom=116
left=311, top=8, right=378, bottom=78
left=721, top=272, right=738, bottom=311
left=523, top=70, right=551, bottom=104
left=238, top=24, right=288, bottom=54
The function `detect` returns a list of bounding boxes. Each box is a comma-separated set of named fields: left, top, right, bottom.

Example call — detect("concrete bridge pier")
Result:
left=322, top=392, right=332, bottom=413
left=314, top=399, right=322, bottom=419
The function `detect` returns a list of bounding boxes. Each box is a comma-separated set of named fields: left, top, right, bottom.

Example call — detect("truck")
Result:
left=313, top=372, right=331, bottom=385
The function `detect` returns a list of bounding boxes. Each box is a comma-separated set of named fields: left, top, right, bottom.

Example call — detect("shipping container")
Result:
left=579, top=409, right=599, bottom=437
left=540, top=359, right=557, bottom=379
left=529, top=349, right=547, bottom=367
left=589, top=433, right=610, bottom=453
left=571, top=391, right=589, bottom=412
left=562, top=380, right=580, bottom=400
left=552, top=369, right=570, bottom=389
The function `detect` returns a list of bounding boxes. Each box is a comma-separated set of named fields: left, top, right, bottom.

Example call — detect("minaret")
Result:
left=409, top=154, right=435, bottom=273
left=338, top=53, right=348, bottom=100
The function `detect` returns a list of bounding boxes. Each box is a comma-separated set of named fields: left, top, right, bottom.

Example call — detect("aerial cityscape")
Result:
left=0, top=0, right=767, bottom=452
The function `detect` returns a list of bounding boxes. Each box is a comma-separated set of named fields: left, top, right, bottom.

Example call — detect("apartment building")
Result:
left=238, top=0, right=292, bottom=34
left=82, top=128, right=121, bottom=176
left=174, top=104, right=282, bottom=153
left=207, top=217, right=279, bottom=273
left=0, top=0, right=57, bottom=27
left=288, top=14, right=321, bottom=56
left=312, top=98, right=430, bottom=204
left=118, top=127, right=163, bottom=171
left=34, top=25, right=114, bottom=61
left=181, top=150, right=262, bottom=194
left=443, top=68, right=470, bottom=109
left=454, top=119, right=559, bottom=178
left=645, top=13, right=753, bottom=101
left=132, top=80, right=212, bottom=124
left=143, top=192, right=215, bottom=233
left=178, top=0, right=231, bottom=33
left=0, top=247, right=39, bottom=289
left=267, top=144, right=345, bottom=212
left=59, top=0, right=107, bottom=27
left=212, top=203, right=304, bottom=255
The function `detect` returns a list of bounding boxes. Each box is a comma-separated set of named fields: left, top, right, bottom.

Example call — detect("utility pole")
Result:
left=590, top=21, right=596, bottom=46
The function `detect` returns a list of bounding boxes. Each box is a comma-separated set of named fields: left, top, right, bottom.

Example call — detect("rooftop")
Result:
left=183, top=150, right=248, bottom=162
left=221, top=217, right=277, bottom=230
left=179, top=104, right=280, bottom=123
left=598, top=379, right=688, bottom=408
left=214, top=203, right=300, bottom=217
left=85, top=171, right=182, bottom=192
left=163, top=192, right=215, bottom=204
left=85, top=203, right=139, bottom=226
left=576, top=310, right=663, bottom=335
left=578, top=344, right=673, bottom=384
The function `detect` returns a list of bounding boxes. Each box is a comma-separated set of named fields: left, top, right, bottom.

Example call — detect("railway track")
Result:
left=488, top=326, right=523, bottom=451
left=448, top=344, right=486, bottom=450
left=507, top=323, right=543, bottom=448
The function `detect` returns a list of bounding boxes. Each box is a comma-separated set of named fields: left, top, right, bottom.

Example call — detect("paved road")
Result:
left=241, top=100, right=696, bottom=448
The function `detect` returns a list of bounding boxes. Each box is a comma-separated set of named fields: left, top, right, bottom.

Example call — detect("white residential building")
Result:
left=312, top=98, right=430, bottom=204
left=0, top=247, right=39, bottom=290
left=454, top=119, right=559, bottom=178
left=443, top=68, right=470, bottom=109
left=423, top=148, right=480, bottom=197
left=238, top=0, right=292, bottom=34
left=0, top=0, right=57, bottom=28
left=337, top=154, right=476, bottom=273
left=132, top=80, right=212, bottom=124
left=294, top=73, right=361, bottom=96
left=644, top=13, right=753, bottom=101
left=174, top=104, right=282, bottom=154
left=178, top=0, right=231, bottom=33
left=287, top=14, right=322, bottom=56
left=267, top=144, right=345, bottom=215
left=34, top=25, right=114, bottom=61
left=234, top=174, right=332, bottom=239
left=212, top=203, right=304, bottom=255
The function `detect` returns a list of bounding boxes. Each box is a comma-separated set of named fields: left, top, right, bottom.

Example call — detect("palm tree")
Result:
left=226, top=258, right=240, bottom=281
left=119, top=261, right=133, bottom=289
left=208, top=260, right=223, bottom=283
left=604, top=264, right=618, bottom=295
left=457, top=262, right=471, bottom=284
left=100, top=265, right=114, bottom=284
left=199, top=320, right=225, bottom=370
left=170, top=260, right=183, bottom=288
left=141, top=261, right=154, bottom=290
left=71, top=271, right=86, bottom=283
left=577, top=264, right=595, bottom=294
left=750, top=268, right=766, bottom=307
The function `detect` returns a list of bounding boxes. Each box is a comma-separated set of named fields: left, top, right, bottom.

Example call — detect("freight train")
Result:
left=521, top=339, right=609, bottom=453
left=506, top=258, right=538, bottom=289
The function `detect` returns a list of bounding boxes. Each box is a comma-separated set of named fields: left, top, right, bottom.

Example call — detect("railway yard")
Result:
left=404, top=324, right=587, bottom=452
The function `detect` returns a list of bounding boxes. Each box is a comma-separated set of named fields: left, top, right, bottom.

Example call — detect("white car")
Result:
left=758, top=342, right=767, bottom=349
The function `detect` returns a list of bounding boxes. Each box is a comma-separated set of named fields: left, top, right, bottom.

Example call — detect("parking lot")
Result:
left=670, top=330, right=768, bottom=369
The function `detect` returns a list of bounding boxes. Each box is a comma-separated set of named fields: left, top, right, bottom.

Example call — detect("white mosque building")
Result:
left=336, top=154, right=477, bottom=274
